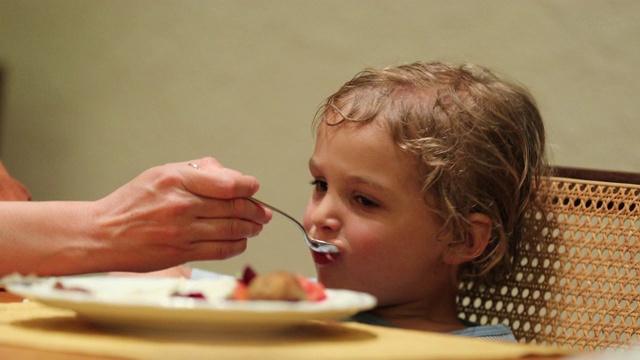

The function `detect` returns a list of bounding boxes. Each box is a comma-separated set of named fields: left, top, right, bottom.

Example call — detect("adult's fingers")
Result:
left=182, top=157, right=260, bottom=199
left=190, top=157, right=227, bottom=172
left=186, top=217, right=266, bottom=242
left=192, top=197, right=271, bottom=225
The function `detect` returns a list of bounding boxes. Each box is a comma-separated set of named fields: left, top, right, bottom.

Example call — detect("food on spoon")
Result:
left=230, top=265, right=326, bottom=302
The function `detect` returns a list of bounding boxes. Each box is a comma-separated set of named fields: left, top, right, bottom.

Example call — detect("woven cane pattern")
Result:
left=457, top=176, right=640, bottom=351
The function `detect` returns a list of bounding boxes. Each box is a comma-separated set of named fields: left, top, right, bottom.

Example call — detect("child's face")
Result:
left=304, top=120, right=457, bottom=307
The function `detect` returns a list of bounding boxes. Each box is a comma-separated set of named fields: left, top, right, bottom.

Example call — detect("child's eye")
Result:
left=310, top=179, right=328, bottom=193
left=355, top=195, right=379, bottom=208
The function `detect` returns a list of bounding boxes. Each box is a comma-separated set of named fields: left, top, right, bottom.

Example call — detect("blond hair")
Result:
left=313, top=61, right=548, bottom=282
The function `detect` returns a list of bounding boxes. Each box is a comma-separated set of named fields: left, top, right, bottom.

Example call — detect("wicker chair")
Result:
left=457, top=166, right=640, bottom=351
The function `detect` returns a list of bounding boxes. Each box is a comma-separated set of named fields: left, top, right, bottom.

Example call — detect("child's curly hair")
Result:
left=313, top=61, right=549, bottom=282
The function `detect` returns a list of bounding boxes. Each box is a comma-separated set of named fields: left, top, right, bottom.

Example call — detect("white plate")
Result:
left=5, top=275, right=376, bottom=333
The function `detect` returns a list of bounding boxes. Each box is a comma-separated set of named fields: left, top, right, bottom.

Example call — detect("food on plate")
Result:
left=171, top=290, right=206, bottom=299
left=53, top=281, right=90, bottom=293
left=40, top=266, right=327, bottom=303
left=230, top=266, right=326, bottom=302
left=247, top=271, right=307, bottom=301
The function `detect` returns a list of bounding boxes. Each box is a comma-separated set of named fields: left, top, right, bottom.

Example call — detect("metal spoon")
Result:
left=249, top=197, right=340, bottom=254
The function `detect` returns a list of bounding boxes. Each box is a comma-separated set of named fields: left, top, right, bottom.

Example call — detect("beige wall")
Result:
left=1, top=0, right=639, bottom=277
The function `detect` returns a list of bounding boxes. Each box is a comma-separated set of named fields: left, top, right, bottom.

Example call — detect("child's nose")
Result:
left=309, top=197, right=341, bottom=234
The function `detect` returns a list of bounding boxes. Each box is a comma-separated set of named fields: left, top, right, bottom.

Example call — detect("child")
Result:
left=302, top=61, right=547, bottom=341
left=132, top=61, right=548, bottom=341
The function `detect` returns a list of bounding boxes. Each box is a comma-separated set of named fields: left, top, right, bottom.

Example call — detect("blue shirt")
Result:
left=348, top=311, right=516, bottom=342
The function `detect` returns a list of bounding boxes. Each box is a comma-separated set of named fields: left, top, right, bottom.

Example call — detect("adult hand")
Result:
left=0, top=160, right=31, bottom=201
left=92, top=157, right=272, bottom=272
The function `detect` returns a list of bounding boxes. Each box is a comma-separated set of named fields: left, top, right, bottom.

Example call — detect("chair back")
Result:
left=457, top=167, right=640, bottom=351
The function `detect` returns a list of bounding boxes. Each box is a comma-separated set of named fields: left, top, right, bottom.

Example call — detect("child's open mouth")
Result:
left=312, top=251, right=337, bottom=265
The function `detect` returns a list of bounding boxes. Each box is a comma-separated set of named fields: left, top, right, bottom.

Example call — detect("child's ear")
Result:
left=443, top=213, right=492, bottom=265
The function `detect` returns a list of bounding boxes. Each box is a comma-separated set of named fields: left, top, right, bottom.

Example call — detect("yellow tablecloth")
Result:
left=0, top=301, right=573, bottom=360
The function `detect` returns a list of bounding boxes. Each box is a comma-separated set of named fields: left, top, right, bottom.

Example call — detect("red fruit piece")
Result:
left=240, top=265, right=257, bottom=285
left=230, top=281, right=249, bottom=300
left=171, top=291, right=206, bottom=299
left=296, top=276, right=327, bottom=301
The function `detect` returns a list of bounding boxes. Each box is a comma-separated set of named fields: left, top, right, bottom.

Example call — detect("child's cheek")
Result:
left=346, top=224, right=386, bottom=257
left=302, top=203, right=316, bottom=233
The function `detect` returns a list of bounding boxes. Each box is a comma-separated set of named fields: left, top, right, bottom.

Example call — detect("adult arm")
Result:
left=0, top=157, right=272, bottom=276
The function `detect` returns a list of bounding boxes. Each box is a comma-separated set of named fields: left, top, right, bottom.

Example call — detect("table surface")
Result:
left=0, top=289, right=570, bottom=360
left=0, top=290, right=126, bottom=359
